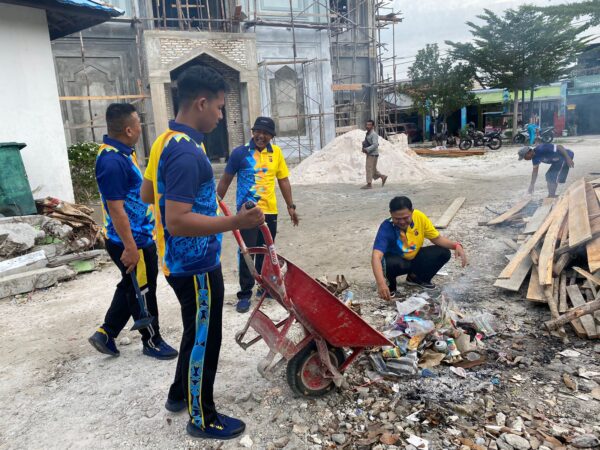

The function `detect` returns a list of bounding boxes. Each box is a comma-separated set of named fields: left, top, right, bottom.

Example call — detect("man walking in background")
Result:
left=89, top=103, right=177, bottom=360
left=361, top=119, right=387, bottom=189
left=217, top=116, right=299, bottom=314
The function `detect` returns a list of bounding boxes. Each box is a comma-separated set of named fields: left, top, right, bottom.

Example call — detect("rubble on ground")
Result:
left=0, top=197, right=106, bottom=300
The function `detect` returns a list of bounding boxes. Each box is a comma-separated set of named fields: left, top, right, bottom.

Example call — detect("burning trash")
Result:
left=370, top=293, right=496, bottom=377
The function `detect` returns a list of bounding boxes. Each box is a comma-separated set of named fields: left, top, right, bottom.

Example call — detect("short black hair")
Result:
left=106, top=103, right=137, bottom=135
left=389, top=196, right=413, bottom=212
left=366, top=119, right=375, bottom=126
left=176, top=65, right=229, bottom=107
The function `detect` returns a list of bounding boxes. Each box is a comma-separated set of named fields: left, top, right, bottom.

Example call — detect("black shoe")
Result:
left=389, top=290, right=397, bottom=298
left=165, top=397, right=187, bottom=413
left=143, top=339, right=178, bottom=360
left=88, top=328, right=120, bottom=357
left=405, top=275, right=436, bottom=290
left=186, top=415, right=246, bottom=440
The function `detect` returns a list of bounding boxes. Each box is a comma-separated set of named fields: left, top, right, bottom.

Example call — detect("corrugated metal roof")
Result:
left=54, top=0, right=122, bottom=16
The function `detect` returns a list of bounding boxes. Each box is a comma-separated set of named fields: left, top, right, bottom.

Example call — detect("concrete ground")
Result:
left=1, top=137, right=600, bottom=449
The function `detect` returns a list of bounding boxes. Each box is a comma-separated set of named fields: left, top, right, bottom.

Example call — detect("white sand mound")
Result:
left=290, top=130, right=442, bottom=185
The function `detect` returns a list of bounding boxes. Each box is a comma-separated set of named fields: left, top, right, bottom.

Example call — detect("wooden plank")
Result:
left=586, top=184, right=600, bottom=273
left=499, top=194, right=569, bottom=279
left=570, top=318, right=588, bottom=338
left=526, top=265, right=546, bottom=302
left=494, top=254, right=533, bottom=292
left=414, top=149, right=485, bottom=157
left=332, top=83, right=363, bottom=91
left=573, top=266, right=600, bottom=287
left=568, top=178, right=592, bottom=248
left=524, top=200, right=555, bottom=234
left=567, top=285, right=598, bottom=338
left=487, top=198, right=532, bottom=225
left=559, top=272, right=568, bottom=313
left=544, top=285, right=568, bottom=341
left=59, top=94, right=149, bottom=101
left=500, top=238, right=520, bottom=251
left=434, top=197, right=466, bottom=229
left=538, top=199, right=570, bottom=286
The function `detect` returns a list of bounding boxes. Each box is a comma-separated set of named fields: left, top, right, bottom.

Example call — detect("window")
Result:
left=269, top=66, right=306, bottom=137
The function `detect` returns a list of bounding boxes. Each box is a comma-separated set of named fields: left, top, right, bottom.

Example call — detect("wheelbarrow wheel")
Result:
left=286, top=342, right=346, bottom=397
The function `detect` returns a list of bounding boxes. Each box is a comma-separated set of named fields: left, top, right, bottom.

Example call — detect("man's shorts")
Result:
left=545, top=158, right=572, bottom=184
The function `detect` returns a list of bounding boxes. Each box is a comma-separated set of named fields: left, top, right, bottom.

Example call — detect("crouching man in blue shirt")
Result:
left=89, top=103, right=178, bottom=360
left=518, top=143, right=575, bottom=197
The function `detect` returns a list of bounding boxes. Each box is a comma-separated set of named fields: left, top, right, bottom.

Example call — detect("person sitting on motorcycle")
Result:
left=518, top=144, right=575, bottom=198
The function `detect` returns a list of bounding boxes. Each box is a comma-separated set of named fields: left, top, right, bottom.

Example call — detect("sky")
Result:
left=382, top=0, right=600, bottom=79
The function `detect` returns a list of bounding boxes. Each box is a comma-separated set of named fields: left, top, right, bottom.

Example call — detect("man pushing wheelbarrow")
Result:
left=219, top=199, right=392, bottom=396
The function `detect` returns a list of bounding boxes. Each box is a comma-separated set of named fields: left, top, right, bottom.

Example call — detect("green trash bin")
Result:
left=0, top=142, right=37, bottom=217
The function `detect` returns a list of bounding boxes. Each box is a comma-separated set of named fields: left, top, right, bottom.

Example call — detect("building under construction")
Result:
left=51, top=0, right=402, bottom=161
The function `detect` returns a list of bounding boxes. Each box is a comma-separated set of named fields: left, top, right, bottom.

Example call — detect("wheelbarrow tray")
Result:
left=274, top=255, right=391, bottom=349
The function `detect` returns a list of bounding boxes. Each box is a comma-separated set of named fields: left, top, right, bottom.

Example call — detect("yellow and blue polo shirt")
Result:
left=224, top=139, right=289, bottom=214
left=144, top=120, right=221, bottom=277
left=95, top=135, right=154, bottom=249
left=373, top=210, right=440, bottom=260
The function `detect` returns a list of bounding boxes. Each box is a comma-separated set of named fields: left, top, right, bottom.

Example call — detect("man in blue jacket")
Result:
left=89, top=103, right=177, bottom=360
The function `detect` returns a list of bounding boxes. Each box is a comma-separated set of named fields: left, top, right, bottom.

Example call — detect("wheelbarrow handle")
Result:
left=218, top=199, right=283, bottom=286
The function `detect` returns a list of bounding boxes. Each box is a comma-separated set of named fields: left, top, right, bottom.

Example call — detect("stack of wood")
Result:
left=494, top=177, right=600, bottom=341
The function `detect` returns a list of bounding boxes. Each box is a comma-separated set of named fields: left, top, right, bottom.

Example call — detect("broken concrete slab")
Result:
left=0, top=250, right=48, bottom=277
left=0, top=223, right=46, bottom=257
left=0, top=265, right=76, bottom=299
left=47, top=250, right=105, bottom=268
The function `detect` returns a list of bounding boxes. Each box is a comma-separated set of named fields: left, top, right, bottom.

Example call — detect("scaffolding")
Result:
left=243, top=0, right=402, bottom=159
left=61, top=0, right=403, bottom=160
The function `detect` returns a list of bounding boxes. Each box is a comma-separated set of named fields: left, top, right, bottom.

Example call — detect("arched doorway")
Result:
left=169, top=54, right=244, bottom=161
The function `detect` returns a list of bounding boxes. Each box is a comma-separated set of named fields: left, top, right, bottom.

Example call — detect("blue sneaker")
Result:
left=186, top=415, right=246, bottom=440
left=236, top=297, right=251, bottom=313
left=143, top=339, right=178, bottom=360
left=88, top=328, right=119, bottom=357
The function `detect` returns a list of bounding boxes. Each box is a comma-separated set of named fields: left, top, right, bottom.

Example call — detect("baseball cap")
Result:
left=517, top=146, right=531, bottom=160
left=252, top=116, right=276, bottom=137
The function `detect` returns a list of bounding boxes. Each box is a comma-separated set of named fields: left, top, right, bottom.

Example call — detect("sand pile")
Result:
left=290, top=130, right=441, bottom=185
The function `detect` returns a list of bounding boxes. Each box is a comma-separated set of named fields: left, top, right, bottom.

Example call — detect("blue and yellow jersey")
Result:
left=224, top=139, right=289, bottom=214
left=144, top=121, right=221, bottom=277
left=373, top=210, right=440, bottom=261
left=95, top=135, right=154, bottom=249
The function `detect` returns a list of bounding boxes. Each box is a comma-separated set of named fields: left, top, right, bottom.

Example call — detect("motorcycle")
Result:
left=540, top=126, right=554, bottom=143
left=512, top=127, right=529, bottom=145
left=459, top=129, right=502, bottom=150
left=512, top=126, right=555, bottom=144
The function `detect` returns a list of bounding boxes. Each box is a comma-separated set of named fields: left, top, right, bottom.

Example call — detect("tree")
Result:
left=399, top=44, right=478, bottom=132
left=532, top=0, right=600, bottom=27
left=446, top=7, right=588, bottom=135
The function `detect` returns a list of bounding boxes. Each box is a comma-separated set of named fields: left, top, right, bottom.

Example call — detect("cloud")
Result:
left=383, top=0, right=599, bottom=78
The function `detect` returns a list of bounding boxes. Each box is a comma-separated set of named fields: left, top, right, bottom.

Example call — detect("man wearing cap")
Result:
left=518, top=143, right=575, bottom=197
left=217, top=117, right=300, bottom=313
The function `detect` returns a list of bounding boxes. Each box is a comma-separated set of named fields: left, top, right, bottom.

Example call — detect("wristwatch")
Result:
left=287, top=204, right=296, bottom=210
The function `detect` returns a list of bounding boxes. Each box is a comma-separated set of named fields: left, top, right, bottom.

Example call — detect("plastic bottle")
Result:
left=342, top=290, right=354, bottom=305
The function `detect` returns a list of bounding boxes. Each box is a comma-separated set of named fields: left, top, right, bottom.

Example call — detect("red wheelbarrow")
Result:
left=220, top=200, right=392, bottom=396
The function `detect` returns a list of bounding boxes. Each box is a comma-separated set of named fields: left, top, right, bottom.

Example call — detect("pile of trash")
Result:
left=370, top=293, right=496, bottom=377
left=0, top=197, right=105, bottom=300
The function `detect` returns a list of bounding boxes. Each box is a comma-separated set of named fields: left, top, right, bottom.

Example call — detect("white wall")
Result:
left=0, top=4, right=74, bottom=202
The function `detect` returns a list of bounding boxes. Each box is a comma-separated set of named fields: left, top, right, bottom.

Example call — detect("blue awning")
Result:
left=1, top=0, right=123, bottom=39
